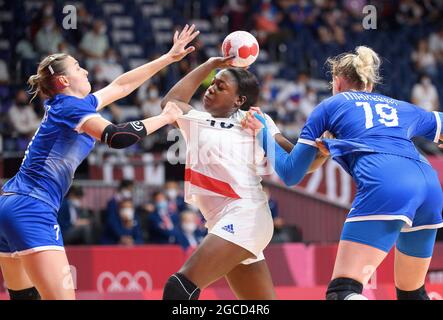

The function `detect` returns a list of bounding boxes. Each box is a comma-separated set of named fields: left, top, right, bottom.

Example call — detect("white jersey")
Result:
left=176, top=109, right=280, bottom=212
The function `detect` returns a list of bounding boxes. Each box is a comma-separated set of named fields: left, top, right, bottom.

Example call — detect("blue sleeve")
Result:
left=413, top=108, right=442, bottom=143
left=298, top=101, right=329, bottom=146
left=62, top=94, right=99, bottom=130
left=259, top=128, right=318, bottom=186
left=273, top=141, right=319, bottom=187
left=255, top=115, right=318, bottom=186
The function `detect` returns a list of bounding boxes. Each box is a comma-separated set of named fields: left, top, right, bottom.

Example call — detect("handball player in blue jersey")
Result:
left=0, top=25, right=199, bottom=299
left=244, top=46, right=443, bottom=300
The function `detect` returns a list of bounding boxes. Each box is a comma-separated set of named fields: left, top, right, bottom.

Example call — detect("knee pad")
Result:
left=326, top=277, right=367, bottom=300
left=396, top=285, right=429, bottom=300
left=8, top=287, right=41, bottom=300
left=162, top=273, right=200, bottom=300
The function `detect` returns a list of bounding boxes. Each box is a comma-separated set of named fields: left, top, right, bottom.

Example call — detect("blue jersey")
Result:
left=3, top=93, right=100, bottom=211
left=298, top=91, right=442, bottom=174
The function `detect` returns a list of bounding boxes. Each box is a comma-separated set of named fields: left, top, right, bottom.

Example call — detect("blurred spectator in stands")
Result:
left=165, top=181, right=186, bottom=214
left=254, top=0, right=282, bottom=35
left=396, top=0, right=424, bottom=26
left=29, top=0, right=55, bottom=39
left=79, top=20, right=110, bottom=69
left=263, top=186, right=284, bottom=231
left=411, top=39, right=437, bottom=77
left=0, top=59, right=10, bottom=85
left=94, top=48, right=124, bottom=83
left=288, top=0, right=319, bottom=31
left=35, top=17, right=64, bottom=56
left=57, top=42, right=76, bottom=56
left=100, top=102, right=124, bottom=123
left=16, top=28, right=37, bottom=61
left=101, top=198, right=143, bottom=245
left=411, top=75, right=440, bottom=112
left=174, top=210, right=205, bottom=251
left=411, top=75, right=441, bottom=155
left=422, top=0, right=443, bottom=23
left=298, top=85, right=318, bottom=122
left=264, top=186, right=302, bottom=243
left=140, top=83, right=162, bottom=118
left=71, top=3, right=93, bottom=45
left=429, top=26, right=443, bottom=63
left=147, top=191, right=179, bottom=244
left=224, top=0, right=251, bottom=31
left=106, top=180, right=134, bottom=213
left=8, top=89, right=40, bottom=150
left=58, top=185, right=94, bottom=245
left=276, top=72, right=310, bottom=127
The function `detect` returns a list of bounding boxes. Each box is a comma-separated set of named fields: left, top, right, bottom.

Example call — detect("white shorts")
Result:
left=199, top=197, right=274, bottom=265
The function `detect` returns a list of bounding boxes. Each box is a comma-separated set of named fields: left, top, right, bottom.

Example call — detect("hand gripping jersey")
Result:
left=2, top=93, right=101, bottom=211
left=298, top=91, right=442, bottom=174
left=176, top=109, right=280, bottom=206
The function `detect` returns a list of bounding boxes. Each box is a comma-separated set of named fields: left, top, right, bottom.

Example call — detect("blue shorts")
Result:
left=341, top=220, right=437, bottom=258
left=347, top=153, right=443, bottom=231
left=0, top=194, right=64, bottom=257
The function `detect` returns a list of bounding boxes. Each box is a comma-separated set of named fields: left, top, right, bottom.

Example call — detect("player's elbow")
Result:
left=282, top=175, right=301, bottom=187
left=277, top=169, right=303, bottom=187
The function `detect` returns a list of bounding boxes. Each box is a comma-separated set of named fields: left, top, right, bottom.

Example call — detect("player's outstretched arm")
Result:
left=80, top=102, right=182, bottom=149
left=160, top=56, right=235, bottom=114
left=94, top=25, right=199, bottom=111
left=244, top=112, right=318, bottom=186
left=244, top=107, right=328, bottom=174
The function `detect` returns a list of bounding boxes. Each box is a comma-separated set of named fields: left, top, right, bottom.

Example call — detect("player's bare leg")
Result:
left=326, top=240, right=387, bottom=299
left=0, top=256, right=39, bottom=299
left=394, top=248, right=431, bottom=299
left=163, top=234, right=255, bottom=299
left=225, top=260, right=276, bottom=299
left=20, top=250, right=75, bottom=300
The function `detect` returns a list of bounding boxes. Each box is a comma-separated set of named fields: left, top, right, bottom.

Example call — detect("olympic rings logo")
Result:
left=96, top=271, right=153, bottom=293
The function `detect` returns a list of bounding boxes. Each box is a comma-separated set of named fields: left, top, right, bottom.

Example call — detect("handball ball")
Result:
left=222, top=31, right=259, bottom=68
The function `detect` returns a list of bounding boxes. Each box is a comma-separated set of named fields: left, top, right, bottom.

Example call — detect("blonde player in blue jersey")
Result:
left=0, top=25, right=199, bottom=300
left=244, top=46, right=443, bottom=300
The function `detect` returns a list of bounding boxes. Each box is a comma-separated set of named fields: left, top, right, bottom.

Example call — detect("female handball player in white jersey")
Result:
left=160, top=56, right=326, bottom=300
left=0, top=25, right=199, bottom=299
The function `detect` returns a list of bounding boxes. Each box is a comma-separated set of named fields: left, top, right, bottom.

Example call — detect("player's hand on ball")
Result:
left=161, top=101, right=183, bottom=123
left=208, top=56, right=236, bottom=69
left=167, top=24, right=200, bottom=62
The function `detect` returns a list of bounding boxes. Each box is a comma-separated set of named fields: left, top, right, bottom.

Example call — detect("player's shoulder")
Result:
left=186, top=109, right=212, bottom=119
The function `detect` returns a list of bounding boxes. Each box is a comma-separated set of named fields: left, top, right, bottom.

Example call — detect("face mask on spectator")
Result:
left=156, top=200, right=168, bottom=211
left=71, top=199, right=81, bottom=207
left=44, top=22, right=55, bottom=32
left=166, top=188, right=178, bottom=200
left=121, top=189, right=132, bottom=199
left=120, top=208, right=134, bottom=221
left=182, top=222, right=197, bottom=234
left=107, top=56, right=117, bottom=64
left=148, top=88, right=159, bottom=99
left=99, top=26, right=107, bottom=35
left=422, top=77, right=431, bottom=86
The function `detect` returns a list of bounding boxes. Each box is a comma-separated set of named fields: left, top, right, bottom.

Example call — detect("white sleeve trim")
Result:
left=93, top=92, right=104, bottom=111
left=75, top=114, right=102, bottom=133
left=264, top=113, right=281, bottom=137
left=298, top=138, right=318, bottom=147
left=433, top=111, right=441, bottom=143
